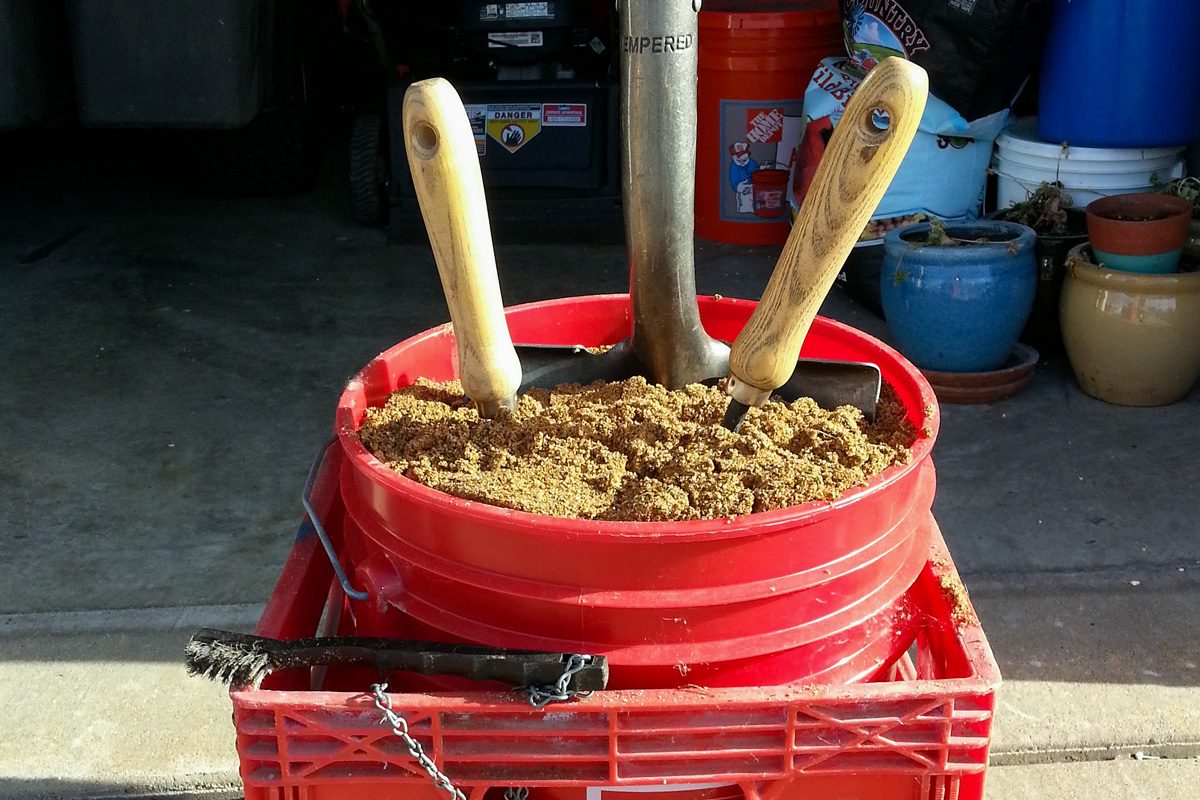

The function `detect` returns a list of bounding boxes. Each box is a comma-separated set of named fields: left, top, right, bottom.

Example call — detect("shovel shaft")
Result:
left=726, top=58, right=928, bottom=408
left=403, top=78, right=521, bottom=416
left=622, top=0, right=729, bottom=388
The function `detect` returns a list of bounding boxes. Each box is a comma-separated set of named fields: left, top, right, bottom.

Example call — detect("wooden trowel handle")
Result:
left=403, top=78, right=521, bottom=416
left=726, top=58, right=928, bottom=408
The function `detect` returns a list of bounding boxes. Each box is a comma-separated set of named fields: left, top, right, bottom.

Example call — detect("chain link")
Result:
left=372, top=683, right=467, bottom=800
left=525, top=654, right=595, bottom=708
left=371, top=657, right=594, bottom=798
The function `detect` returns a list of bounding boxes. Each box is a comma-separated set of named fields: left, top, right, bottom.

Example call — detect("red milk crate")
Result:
left=230, top=446, right=1000, bottom=800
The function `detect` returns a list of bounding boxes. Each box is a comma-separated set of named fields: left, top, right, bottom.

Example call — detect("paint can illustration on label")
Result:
left=719, top=99, right=805, bottom=223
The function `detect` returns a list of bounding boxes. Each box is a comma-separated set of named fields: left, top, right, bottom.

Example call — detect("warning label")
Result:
left=465, top=104, right=487, bottom=156
left=480, top=2, right=553, bottom=20
left=487, top=104, right=542, bottom=153
left=488, top=31, right=544, bottom=48
left=542, top=103, right=587, bottom=127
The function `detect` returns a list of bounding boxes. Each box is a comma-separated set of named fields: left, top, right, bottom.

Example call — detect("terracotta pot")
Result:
left=1085, top=193, right=1192, bottom=274
left=1060, top=243, right=1200, bottom=406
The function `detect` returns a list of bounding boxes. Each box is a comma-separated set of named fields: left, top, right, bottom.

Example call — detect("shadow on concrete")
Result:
left=0, top=778, right=239, bottom=800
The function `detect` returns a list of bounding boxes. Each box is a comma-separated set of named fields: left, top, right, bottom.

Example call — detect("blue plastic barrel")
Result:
left=1038, top=0, right=1200, bottom=147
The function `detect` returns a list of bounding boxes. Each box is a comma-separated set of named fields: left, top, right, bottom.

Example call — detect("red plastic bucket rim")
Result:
left=336, top=294, right=939, bottom=538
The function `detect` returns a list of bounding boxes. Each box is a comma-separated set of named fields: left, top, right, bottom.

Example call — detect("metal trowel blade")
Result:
left=515, top=339, right=881, bottom=423
left=513, top=340, right=643, bottom=393
left=711, top=359, right=883, bottom=430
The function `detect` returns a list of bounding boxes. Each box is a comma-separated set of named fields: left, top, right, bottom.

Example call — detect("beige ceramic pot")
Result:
left=1060, top=243, right=1200, bottom=406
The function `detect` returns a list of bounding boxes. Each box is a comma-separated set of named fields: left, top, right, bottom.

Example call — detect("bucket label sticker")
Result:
left=487, top=104, right=542, bottom=153
left=465, top=104, right=487, bottom=156
left=487, top=30, right=545, bottom=48
left=719, top=99, right=804, bottom=223
left=543, top=103, right=587, bottom=127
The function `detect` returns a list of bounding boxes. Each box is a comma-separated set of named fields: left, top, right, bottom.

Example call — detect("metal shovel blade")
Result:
left=514, top=342, right=882, bottom=422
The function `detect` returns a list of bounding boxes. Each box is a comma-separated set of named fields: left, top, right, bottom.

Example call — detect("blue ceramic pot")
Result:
left=882, top=221, right=1037, bottom=372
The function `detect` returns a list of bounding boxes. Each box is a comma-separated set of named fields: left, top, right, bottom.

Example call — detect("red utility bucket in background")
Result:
left=335, top=295, right=940, bottom=689
left=695, top=1, right=843, bottom=245
left=751, top=166, right=791, bottom=218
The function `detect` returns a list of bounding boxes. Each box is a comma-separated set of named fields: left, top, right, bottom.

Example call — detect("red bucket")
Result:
left=336, top=295, right=940, bottom=689
left=696, top=2, right=843, bottom=244
left=751, top=167, right=790, bottom=218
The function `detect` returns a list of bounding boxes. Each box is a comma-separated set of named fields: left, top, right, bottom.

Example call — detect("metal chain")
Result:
left=371, top=683, right=466, bottom=800
left=370, top=657, right=594, bottom=798
left=525, top=654, right=595, bottom=708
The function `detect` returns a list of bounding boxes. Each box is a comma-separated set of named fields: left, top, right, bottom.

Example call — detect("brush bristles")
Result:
left=185, top=637, right=272, bottom=688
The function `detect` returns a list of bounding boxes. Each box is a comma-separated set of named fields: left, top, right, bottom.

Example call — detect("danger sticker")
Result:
left=487, top=104, right=542, bottom=153
left=542, top=103, right=587, bottom=127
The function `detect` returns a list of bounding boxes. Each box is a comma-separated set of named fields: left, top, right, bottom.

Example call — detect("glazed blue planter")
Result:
left=882, top=221, right=1037, bottom=372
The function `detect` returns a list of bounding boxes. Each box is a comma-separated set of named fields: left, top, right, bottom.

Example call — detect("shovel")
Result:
left=402, top=7, right=924, bottom=421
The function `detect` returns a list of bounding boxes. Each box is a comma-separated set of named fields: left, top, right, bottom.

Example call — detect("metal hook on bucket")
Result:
left=301, top=438, right=369, bottom=602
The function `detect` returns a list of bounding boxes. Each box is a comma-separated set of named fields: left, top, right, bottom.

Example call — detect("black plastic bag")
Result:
left=840, top=0, right=1051, bottom=120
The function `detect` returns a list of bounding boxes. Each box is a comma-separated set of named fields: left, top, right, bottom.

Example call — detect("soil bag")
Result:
left=839, top=0, right=1050, bottom=121
left=790, top=57, right=1007, bottom=242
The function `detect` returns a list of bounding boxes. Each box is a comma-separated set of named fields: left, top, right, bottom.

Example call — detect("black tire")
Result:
left=349, top=112, right=388, bottom=225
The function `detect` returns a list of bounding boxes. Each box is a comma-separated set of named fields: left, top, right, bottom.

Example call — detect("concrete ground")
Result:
left=1, top=132, right=1198, bottom=799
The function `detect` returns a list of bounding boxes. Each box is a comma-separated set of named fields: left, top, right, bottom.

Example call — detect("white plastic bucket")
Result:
left=994, top=117, right=1186, bottom=209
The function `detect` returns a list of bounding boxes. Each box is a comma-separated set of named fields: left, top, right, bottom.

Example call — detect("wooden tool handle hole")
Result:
left=411, top=121, right=439, bottom=158
left=868, top=107, right=891, bottom=132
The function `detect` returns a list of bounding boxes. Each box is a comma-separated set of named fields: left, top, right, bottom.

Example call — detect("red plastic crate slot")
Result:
left=304, top=762, right=430, bottom=780
left=619, top=731, right=782, bottom=755
left=278, top=708, right=420, bottom=732
left=282, top=737, right=409, bottom=759
left=444, top=736, right=610, bottom=758
left=792, top=727, right=860, bottom=749
left=950, top=719, right=991, bottom=737
left=241, top=741, right=280, bottom=758
left=795, top=750, right=956, bottom=774
left=617, top=757, right=789, bottom=782
left=237, top=712, right=280, bottom=736
left=440, top=711, right=611, bottom=733
left=245, top=766, right=282, bottom=782
left=614, top=762, right=792, bottom=786
left=616, top=709, right=787, bottom=731
left=799, top=697, right=954, bottom=724
left=446, top=763, right=611, bottom=783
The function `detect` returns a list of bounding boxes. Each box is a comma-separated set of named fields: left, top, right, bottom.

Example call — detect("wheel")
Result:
left=349, top=112, right=388, bottom=225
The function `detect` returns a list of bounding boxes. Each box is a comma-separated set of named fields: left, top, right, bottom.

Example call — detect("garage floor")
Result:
left=1, top=132, right=1198, bottom=798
